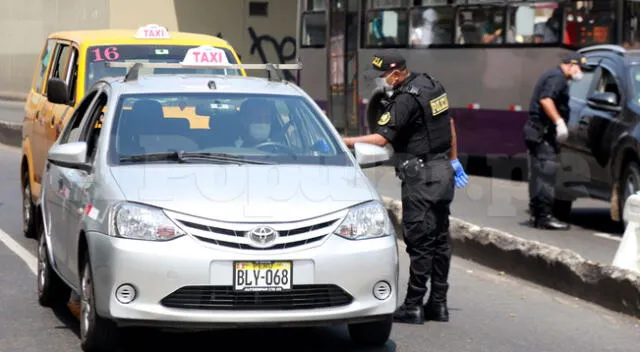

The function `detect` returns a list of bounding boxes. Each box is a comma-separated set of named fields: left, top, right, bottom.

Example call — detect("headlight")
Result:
left=334, top=201, right=393, bottom=240
left=111, top=202, right=186, bottom=241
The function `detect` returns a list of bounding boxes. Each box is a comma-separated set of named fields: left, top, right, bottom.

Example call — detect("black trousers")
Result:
left=526, top=139, right=558, bottom=218
left=400, top=159, right=455, bottom=308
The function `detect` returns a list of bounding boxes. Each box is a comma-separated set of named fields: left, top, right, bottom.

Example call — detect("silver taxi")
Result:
left=35, top=58, right=399, bottom=351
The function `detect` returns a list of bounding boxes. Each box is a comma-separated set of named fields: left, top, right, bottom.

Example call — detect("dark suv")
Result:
left=555, top=44, right=640, bottom=227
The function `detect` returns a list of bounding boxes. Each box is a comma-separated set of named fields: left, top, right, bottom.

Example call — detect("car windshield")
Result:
left=85, top=44, right=241, bottom=91
left=108, top=93, right=352, bottom=166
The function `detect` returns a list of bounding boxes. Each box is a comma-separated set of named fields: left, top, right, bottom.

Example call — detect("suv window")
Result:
left=568, top=70, right=597, bottom=100
left=593, top=65, right=621, bottom=104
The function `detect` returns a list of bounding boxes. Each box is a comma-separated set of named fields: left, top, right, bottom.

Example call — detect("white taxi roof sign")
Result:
left=134, top=24, right=170, bottom=39
left=180, top=45, right=229, bottom=66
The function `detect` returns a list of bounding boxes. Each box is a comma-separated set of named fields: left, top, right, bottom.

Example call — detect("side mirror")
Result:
left=354, top=142, right=391, bottom=168
left=587, top=92, right=621, bottom=112
left=46, top=78, right=70, bottom=105
left=47, top=142, right=92, bottom=172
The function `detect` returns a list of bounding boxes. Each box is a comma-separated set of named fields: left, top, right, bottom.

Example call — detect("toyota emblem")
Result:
left=246, top=226, right=279, bottom=248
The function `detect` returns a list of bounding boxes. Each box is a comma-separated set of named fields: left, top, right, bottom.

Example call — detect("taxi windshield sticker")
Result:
left=135, top=24, right=170, bottom=39
left=181, top=45, right=229, bottom=66
left=378, top=111, right=391, bottom=125
left=429, top=93, right=449, bottom=116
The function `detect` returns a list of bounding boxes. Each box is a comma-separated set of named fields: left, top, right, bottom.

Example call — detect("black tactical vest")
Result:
left=396, top=73, right=452, bottom=159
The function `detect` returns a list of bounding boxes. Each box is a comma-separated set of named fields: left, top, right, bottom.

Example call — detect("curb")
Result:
left=0, top=121, right=22, bottom=148
left=381, top=196, right=640, bottom=319
left=0, top=92, right=27, bottom=102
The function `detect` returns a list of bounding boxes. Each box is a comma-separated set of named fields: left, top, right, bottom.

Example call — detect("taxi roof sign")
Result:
left=180, top=45, right=229, bottom=66
left=134, top=24, right=170, bottom=39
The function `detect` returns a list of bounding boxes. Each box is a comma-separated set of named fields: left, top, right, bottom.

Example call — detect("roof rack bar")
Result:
left=107, top=62, right=304, bottom=70
left=577, top=44, right=627, bottom=56
left=110, top=61, right=303, bottom=83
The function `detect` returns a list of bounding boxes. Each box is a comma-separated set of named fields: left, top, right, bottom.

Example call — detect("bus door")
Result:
left=328, top=0, right=360, bottom=134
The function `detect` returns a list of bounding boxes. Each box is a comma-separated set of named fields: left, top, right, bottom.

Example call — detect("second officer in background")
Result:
left=343, top=51, right=467, bottom=324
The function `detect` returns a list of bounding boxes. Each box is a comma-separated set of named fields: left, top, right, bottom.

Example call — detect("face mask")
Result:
left=249, top=123, right=270, bottom=140
left=572, top=70, right=584, bottom=81
left=375, top=74, right=395, bottom=92
left=495, top=16, right=503, bottom=25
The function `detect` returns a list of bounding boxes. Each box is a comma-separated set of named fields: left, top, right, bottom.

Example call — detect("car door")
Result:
left=64, top=89, right=110, bottom=281
left=558, top=58, right=599, bottom=194
left=43, top=89, right=100, bottom=281
left=576, top=59, right=627, bottom=194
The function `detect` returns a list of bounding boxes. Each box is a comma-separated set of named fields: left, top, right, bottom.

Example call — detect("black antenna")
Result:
left=124, top=63, right=143, bottom=82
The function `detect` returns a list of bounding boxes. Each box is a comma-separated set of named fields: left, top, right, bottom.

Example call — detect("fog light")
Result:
left=115, top=284, right=137, bottom=304
left=372, top=281, right=391, bottom=300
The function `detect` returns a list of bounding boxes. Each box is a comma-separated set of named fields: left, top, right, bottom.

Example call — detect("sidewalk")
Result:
left=363, top=165, right=621, bottom=265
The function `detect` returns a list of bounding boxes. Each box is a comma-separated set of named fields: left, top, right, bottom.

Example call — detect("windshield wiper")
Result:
left=119, top=151, right=274, bottom=165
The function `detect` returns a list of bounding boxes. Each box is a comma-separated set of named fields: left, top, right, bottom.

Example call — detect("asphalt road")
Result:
left=363, top=166, right=623, bottom=265
left=0, top=144, right=639, bottom=352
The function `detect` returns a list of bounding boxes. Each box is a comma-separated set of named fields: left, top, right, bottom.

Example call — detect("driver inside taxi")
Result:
left=235, top=98, right=284, bottom=148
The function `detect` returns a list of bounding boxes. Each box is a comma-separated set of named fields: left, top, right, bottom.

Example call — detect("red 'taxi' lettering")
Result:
left=143, top=29, right=167, bottom=38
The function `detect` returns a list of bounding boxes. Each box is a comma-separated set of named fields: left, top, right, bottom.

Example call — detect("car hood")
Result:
left=109, top=164, right=380, bottom=222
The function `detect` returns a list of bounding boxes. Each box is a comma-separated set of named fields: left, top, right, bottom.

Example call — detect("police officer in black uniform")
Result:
left=524, top=52, right=587, bottom=230
left=343, top=51, right=468, bottom=324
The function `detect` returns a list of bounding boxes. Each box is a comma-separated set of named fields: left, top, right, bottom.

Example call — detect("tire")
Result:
left=552, top=199, right=573, bottom=222
left=37, top=229, right=70, bottom=307
left=348, top=315, right=393, bottom=347
left=22, top=171, right=37, bottom=239
left=619, top=161, right=640, bottom=228
left=79, top=252, right=120, bottom=352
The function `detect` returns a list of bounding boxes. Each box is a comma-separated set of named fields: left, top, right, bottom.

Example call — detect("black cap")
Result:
left=562, top=52, right=587, bottom=68
left=365, top=51, right=407, bottom=78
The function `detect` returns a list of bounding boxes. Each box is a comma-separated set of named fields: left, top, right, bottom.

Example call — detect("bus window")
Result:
left=409, top=6, right=455, bottom=47
left=454, top=6, right=505, bottom=45
left=363, top=0, right=410, bottom=47
left=623, top=0, right=640, bottom=49
left=300, top=0, right=327, bottom=47
left=505, top=2, right=559, bottom=44
left=564, top=0, right=616, bottom=47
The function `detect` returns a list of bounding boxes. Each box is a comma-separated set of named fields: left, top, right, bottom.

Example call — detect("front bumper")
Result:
left=87, top=231, right=399, bottom=328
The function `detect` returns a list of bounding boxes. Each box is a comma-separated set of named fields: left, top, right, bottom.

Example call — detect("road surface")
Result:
left=0, top=144, right=638, bottom=352
left=0, top=100, right=24, bottom=124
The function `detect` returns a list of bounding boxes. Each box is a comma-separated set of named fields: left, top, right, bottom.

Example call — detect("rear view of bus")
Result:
left=296, top=0, right=636, bottom=165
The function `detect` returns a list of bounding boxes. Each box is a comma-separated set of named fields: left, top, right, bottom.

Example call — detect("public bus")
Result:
left=295, top=0, right=640, bottom=176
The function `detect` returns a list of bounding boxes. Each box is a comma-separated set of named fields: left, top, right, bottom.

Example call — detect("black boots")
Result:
left=531, top=214, right=570, bottom=230
left=394, top=282, right=449, bottom=324
left=424, top=282, right=449, bottom=322
left=392, top=304, right=424, bottom=324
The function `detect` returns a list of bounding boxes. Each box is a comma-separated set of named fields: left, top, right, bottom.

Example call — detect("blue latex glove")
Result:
left=451, top=159, right=468, bottom=188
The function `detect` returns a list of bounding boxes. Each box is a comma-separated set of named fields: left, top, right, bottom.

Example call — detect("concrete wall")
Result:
left=0, top=0, right=110, bottom=94
left=0, top=0, right=298, bottom=95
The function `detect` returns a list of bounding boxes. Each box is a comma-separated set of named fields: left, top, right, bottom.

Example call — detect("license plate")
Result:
left=233, top=261, right=292, bottom=292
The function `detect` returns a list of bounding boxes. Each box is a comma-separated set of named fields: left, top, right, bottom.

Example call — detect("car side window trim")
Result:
left=58, top=89, right=101, bottom=144
left=592, top=61, right=624, bottom=107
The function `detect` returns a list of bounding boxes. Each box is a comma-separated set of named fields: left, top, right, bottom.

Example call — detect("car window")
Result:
left=108, top=93, right=350, bottom=166
left=34, top=39, right=56, bottom=93
left=568, top=69, right=597, bottom=100
left=59, top=90, right=100, bottom=144
left=593, top=65, right=622, bottom=104
left=630, top=65, right=640, bottom=105
left=85, top=44, right=241, bottom=91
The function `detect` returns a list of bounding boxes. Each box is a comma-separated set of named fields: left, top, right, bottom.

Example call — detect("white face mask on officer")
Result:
left=570, top=64, right=584, bottom=81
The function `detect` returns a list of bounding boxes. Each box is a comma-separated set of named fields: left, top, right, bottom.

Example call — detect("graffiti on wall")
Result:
left=216, top=27, right=297, bottom=81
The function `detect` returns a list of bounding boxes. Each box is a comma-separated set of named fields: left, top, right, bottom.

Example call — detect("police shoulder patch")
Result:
left=378, top=111, right=391, bottom=125
left=429, top=93, right=449, bottom=116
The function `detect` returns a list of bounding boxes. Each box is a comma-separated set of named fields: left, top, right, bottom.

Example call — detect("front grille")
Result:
left=175, top=217, right=341, bottom=250
left=160, top=285, right=353, bottom=310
